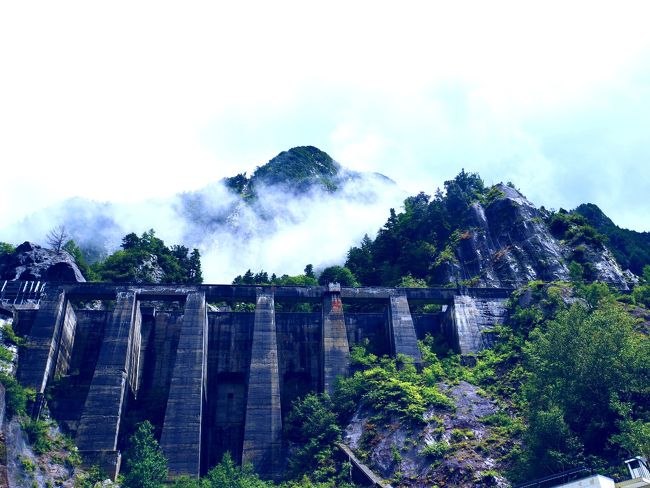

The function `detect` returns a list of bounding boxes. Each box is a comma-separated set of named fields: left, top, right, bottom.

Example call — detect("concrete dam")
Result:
left=2, top=281, right=511, bottom=480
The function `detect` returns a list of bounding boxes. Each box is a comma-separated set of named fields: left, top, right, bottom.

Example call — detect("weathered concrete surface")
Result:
left=447, top=294, right=508, bottom=354
left=11, top=281, right=515, bottom=479
left=54, top=282, right=511, bottom=303
left=132, top=311, right=183, bottom=437
left=322, top=287, right=350, bottom=394
left=160, top=292, right=207, bottom=477
left=388, top=293, right=422, bottom=366
left=48, top=310, right=109, bottom=435
left=76, top=291, right=141, bottom=479
left=242, top=291, right=282, bottom=479
left=54, top=301, right=77, bottom=379
left=345, top=312, right=391, bottom=357
left=17, top=288, right=67, bottom=399
left=205, top=312, right=254, bottom=469
left=276, top=312, right=321, bottom=415
left=338, top=443, right=393, bottom=488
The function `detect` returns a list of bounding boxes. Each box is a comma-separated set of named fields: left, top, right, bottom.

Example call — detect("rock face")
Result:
left=0, top=242, right=85, bottom=282
left=439, top=184, right=633, bottom=289
left=344, top=381, right=510, bottom=487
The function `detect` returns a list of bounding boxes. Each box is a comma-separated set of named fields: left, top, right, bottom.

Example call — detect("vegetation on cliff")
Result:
left=345, top=170, right=488, bottom=286
left=86, top=229, right=203, bottom=284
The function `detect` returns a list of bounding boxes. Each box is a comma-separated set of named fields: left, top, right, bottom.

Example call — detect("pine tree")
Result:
left=122, top=421, right=168, bottom=488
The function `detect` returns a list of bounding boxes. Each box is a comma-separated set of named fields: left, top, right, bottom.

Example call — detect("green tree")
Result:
left=284, top=394, right=341, bottom=480
left=204, top=452, right=271, bottom=487
left=522, top=299, right=650, bottom=474
left=63, top=239, right=97, bottom=280
left=317, top=266, right=359, bottom=287
left=93, top=230, right=202, bottom=284
left=0, top=241, right=14, bottom=257
left=346, top=235, right=379, bottom=285
left=121, top=421, right=168, bottom=488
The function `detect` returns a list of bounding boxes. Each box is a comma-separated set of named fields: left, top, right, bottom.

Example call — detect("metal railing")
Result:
left=514, top=467, right=592, bottom=488
left=0, top=280, right=47, bottom=306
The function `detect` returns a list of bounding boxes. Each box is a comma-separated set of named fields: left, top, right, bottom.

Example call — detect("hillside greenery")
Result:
left=232, top=265, right=318, bottom=287
left=470, top=282, right=650, bottom=481
left=88, top=229, right=203, bottom=284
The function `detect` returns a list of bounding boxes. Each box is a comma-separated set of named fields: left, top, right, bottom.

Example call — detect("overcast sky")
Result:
left=1, top=1, right=649, bottom=233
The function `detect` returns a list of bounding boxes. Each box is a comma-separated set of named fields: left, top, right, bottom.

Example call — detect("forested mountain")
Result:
left=223, top=146, right=358, bottom=197
left=345, top=171, right=634, bottom=289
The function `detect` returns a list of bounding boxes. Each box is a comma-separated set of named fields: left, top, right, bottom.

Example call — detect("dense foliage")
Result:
left=284, top=394, right=344, bottom=481
left=522, top=298, right=649, bottom=475
left=0, top=241, right=15, bottom=257
left=336, top=346, right=453, bottom=424
left=465, top=282, right=650, bottom=481
left=317, top=265, right=359, bottom=287
left=121, top=421, right=168, bottom=488
left=233, top=265, right=318, bottom=287
left=91, top=230, right=202, bottom=284
left=232, top=264, right=360, bottom=288
left=0, top=323, right=33, bottom=417
left=63, top=239, right=98, bottom=280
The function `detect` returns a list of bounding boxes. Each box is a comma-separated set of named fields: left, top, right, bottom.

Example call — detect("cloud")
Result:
left=1, top=173, right=405, bottom=282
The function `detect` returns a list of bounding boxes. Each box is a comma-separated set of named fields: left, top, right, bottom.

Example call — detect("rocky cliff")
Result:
left=0, top=242, right=85, bottom=282
left=437, top=184, right=634, bottom=289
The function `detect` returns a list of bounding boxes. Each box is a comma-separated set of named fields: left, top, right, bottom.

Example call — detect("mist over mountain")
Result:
left=0, top=146, right=404, bottom=282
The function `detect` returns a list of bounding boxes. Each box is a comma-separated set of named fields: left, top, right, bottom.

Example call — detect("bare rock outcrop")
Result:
left=438, top=184, right=633, bottom=289
left=0, top=242, right=85, bottom=282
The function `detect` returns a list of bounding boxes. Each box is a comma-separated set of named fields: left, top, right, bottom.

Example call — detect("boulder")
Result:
left=0, top=242, right=85, bottom=282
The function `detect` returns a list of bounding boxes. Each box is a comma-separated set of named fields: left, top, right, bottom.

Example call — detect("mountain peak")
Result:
left=222, top=146, right=345, bottom=197
left=251, top=146, right=341, bottom=192
left=574, top=203, right=615, bottom=228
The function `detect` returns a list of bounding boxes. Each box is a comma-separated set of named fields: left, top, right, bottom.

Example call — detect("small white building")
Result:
left=554, top=475, right=616, bottom=488
left=548, top=458, right=650, bottom=488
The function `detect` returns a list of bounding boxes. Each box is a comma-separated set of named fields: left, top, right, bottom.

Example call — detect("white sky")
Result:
left=1, top=1, right=650, bottom=231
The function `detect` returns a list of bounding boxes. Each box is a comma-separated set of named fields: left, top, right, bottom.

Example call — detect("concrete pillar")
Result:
left=321, top=283, right=350, bottom=394
left=17, top=287, right=77, bottom=416
left=160, top=292, right=207, bottom=478
left=242, top=290, right=282, bottom=479
left=76, top=291, right=141, bottom=479
left=388, top=293, right=422, bottom=366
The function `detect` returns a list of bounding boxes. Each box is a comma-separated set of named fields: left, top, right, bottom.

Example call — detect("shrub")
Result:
left=0, top=372, right=34, bottom=417
left=420, top=441, right=451, bottom=459
left=22, top=419, right=52, bottom=455
left=121, top=421, right=168, bottom=488
left=284, top=393, right=341, bottom=481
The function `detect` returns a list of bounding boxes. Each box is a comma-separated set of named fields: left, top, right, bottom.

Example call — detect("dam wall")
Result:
left=9, top=282, right=511, bottom=479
